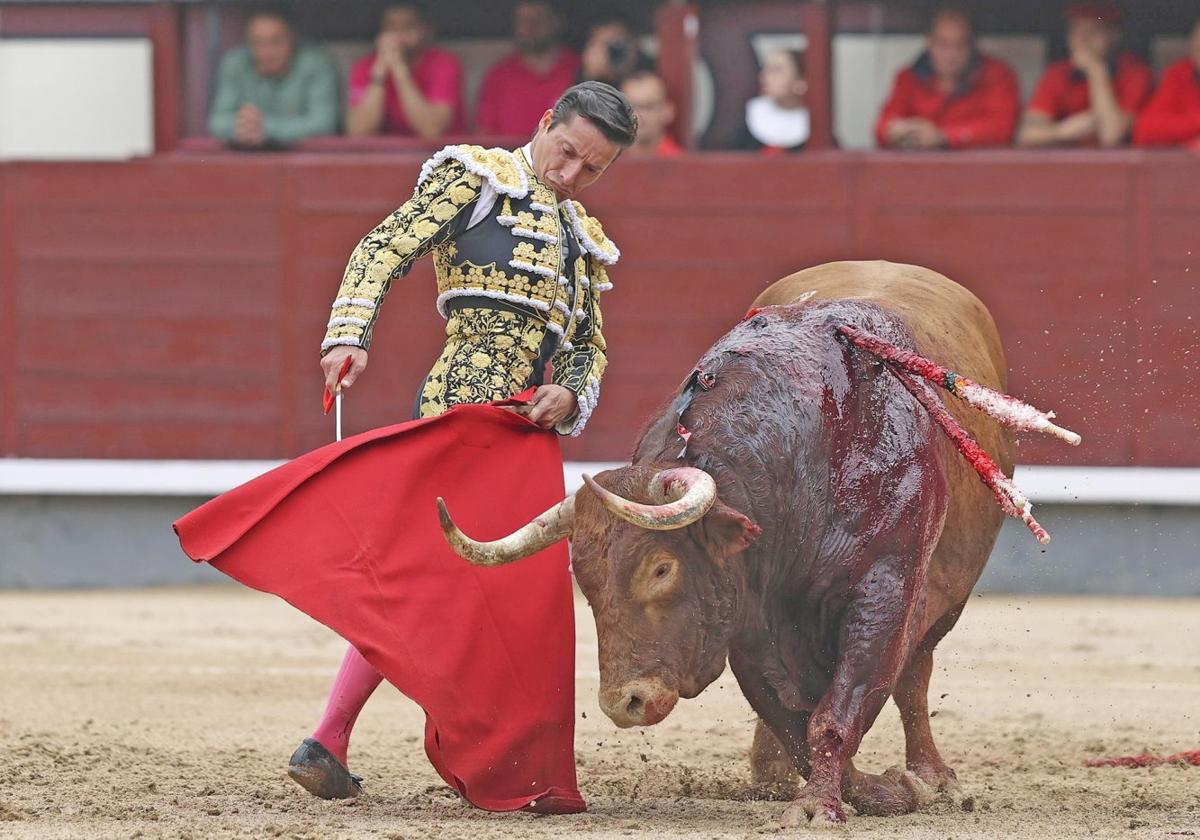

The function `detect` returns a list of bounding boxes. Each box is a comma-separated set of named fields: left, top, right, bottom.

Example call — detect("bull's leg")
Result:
left=782, top=562, right=924, bottom=827
left=750, top=719, right=801, bottom=799
left=892, top=609, right=964, bottom=793
left=730, top=649, right=811, bottom=798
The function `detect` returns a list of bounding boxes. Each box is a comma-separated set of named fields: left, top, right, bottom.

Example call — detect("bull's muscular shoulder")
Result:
left=565, top=201, right=620, bottom=265
left=417, top=144, right=529, bottom=198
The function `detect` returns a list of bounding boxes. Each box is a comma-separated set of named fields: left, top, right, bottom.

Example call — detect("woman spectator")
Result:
left=734, top=49, right=810, bottom=153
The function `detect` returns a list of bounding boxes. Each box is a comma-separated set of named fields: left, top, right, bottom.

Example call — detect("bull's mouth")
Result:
left=625, top=691, right=678, bottom=727
left=679, top=653, right=728, bottom=699
left=599, top=677, right=680, bottom=728
left=599, top=659, right=725, bottom=727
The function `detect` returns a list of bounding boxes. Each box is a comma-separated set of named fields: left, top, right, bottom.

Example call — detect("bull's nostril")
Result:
left=625, top=693, right=644, bottom=717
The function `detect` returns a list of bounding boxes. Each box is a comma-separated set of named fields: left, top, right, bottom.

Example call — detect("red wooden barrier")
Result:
left=0, top=151, right=1196, bottom=466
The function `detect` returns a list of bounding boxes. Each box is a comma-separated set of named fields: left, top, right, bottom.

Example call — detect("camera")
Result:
left=606, top=39, right=630, bottom=67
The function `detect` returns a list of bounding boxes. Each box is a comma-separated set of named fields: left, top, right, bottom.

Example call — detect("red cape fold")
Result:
left=173, top=400, right=584, bottom=814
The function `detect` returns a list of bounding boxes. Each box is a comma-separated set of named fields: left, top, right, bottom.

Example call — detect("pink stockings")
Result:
left=310, top=645, right=383, bottom=767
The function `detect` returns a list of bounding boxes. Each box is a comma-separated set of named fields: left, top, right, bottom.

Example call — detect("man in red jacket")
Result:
left=1134, top=17, right=1200, bottom=149
left=1017, top=1, right=1152, bottom=148
left=875, top=8, right=1020, bottom=150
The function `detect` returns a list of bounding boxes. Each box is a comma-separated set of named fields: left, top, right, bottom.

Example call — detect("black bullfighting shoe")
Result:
left=287, top=738, right=363, bottom=799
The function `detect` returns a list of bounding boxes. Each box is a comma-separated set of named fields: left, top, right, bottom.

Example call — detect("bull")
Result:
left=438, top=261, right=1075, bottom=826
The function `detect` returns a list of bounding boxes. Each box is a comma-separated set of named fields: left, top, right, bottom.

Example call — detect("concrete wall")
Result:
left=986, top=505, right=1200, bottom=597
left=0, top=495, right=223, bottom=588
left=2, top=495, right=1196, bottom=595
left=0, top=38, right=153, bottom=161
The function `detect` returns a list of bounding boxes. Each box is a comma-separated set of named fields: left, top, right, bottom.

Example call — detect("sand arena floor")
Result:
left=1, top=588, right=1197, bottom=839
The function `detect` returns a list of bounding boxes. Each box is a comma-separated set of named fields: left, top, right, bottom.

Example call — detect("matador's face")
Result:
left=530, top=112, right=622, bottom=202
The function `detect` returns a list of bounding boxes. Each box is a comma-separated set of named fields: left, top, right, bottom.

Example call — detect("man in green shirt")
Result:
left=208, top=4, right=340, bottom=148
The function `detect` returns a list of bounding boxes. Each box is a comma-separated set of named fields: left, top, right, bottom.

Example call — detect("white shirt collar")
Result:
left=745, top=96, right=811, bottom=149
left=521, top=141, right=569, bottom=206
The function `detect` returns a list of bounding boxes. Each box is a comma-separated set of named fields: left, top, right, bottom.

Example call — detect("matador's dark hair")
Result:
left=549, top=81, right=639, bottom=148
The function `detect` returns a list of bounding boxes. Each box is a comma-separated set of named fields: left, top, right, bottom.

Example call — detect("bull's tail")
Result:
left=837, top=325, right=1083, bottom=545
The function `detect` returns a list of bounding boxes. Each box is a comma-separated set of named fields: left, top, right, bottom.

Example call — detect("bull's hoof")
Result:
left=287, top=738, right=363, bottom=800
left=781, top=791, right=847, bottom=828
left=909, top=761, right=961, bottom=796
left=845, top=765, right=935, bottom=816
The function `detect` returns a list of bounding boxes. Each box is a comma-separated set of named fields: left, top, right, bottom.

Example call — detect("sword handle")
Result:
left=335, top=392, right=343, bottom=442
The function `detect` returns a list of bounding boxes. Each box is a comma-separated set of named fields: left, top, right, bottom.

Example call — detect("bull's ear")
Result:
left=698, top=500, right=761, bottom=565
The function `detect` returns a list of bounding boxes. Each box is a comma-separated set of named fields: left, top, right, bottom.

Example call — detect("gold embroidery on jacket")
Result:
left=418, top=308, right=546, bottom=418
left=323, top=158, right=481, bottom=350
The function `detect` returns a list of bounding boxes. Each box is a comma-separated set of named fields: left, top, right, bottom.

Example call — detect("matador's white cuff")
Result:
left=555, top=379, right=600, bottom=438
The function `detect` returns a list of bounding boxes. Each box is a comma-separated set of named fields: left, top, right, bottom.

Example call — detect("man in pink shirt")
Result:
left=346, top=2, right=463, bottom=140
left=475, top=0, right=580, bottom=136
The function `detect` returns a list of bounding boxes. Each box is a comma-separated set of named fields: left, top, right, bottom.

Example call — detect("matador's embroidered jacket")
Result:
left=321, top=143, right=618, bottom=436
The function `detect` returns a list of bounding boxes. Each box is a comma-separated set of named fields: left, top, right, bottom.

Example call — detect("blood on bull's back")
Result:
left=630, top=294, right=950, bottom=692
left=750, top=259, right=1014, bottom=640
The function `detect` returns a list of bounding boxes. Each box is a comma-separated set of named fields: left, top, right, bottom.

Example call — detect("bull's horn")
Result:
left=437, top=495, right=575, bottom=566
left=581, top=467, right=717, bottom=531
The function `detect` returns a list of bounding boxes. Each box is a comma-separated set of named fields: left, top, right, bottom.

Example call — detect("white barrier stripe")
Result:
left=0, top=461, right=1196, bottom=503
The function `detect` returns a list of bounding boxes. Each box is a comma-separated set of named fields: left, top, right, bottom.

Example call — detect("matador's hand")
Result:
left=518, top=384, right=578, bottom=429
left=322, top=346, right=369, bottom=394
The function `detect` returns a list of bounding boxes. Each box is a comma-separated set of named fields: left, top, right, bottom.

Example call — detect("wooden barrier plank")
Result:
left=1, top=153, right=1196, bottom=465
left=0, top=167, right=16, bottom=455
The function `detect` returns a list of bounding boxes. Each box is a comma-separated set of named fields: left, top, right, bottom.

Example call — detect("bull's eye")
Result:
left=634, top=553, right=681, bottom=603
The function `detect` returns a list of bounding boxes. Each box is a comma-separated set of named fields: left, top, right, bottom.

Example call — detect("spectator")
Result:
left=734, top=49, right=810, bottom=153
left=475, top=0, right=580, bottom=135
left=875, top=8, right=1020, bottom=150
left=346, top=2, right=463, bottom=140
left=1017, top=1, right=1152, bottom=148
left=208, top=4, right=339, bottom=148
left=1133, top=17, right=1200, bottom=148
left=580, top=13, right=653, bottom=88
left=621, top=70, right=681, bottom=156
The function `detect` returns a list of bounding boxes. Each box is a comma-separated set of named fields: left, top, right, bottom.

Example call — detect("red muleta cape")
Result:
left=173, top=398, right=584, bottom=814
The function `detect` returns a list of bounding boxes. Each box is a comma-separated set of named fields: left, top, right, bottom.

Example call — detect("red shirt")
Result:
left=348, top=46, right=464, bottom=136
left=474, top=49, right=580, bottom=135
left=656, top=135, right=683, bottom=156
left=875, top=52, right=1020, bottom=149
left=1027, top=52, right=1153, bottom=121
left=1133, top=58, right=1200, bottom=148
